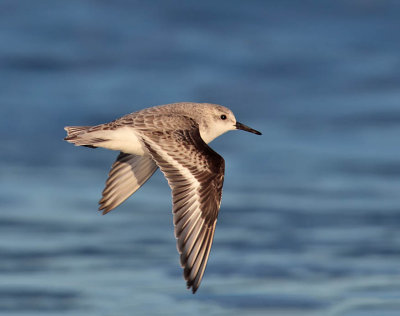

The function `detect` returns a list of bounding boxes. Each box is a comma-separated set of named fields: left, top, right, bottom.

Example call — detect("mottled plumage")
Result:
left=64, top=102, right=261, bottom=293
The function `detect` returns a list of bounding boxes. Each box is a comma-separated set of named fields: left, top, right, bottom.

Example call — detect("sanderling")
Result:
left=64, top=102, right=261, bottom=293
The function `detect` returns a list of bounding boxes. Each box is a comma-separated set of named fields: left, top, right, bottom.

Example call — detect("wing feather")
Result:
left=140, top=115, right=224, bottom=293
left=99, top=153, right=158, bottom=214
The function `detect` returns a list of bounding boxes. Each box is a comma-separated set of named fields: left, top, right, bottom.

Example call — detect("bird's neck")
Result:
left=200, top=125, right=228, bottom=144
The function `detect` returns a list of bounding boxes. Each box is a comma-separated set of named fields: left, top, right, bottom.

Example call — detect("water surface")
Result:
left=1, top=1, right=400, bottom=315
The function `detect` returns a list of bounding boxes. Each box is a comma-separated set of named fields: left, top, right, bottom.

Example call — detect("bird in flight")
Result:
left=64, top=102, right=261, bottom=293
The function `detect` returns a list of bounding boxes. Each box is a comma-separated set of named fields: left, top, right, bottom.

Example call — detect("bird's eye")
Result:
left=220, top=115, right=227, bottom=120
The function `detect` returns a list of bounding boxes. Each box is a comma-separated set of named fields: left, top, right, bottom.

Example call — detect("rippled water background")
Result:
left=1, top=1, right=400, bottom=315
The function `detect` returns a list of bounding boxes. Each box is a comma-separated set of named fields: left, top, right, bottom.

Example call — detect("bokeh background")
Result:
left=1, top=1, right=400, bottom=315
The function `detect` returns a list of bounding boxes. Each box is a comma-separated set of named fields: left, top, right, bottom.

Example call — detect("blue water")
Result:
left=1, top=1, right=400, bottom=315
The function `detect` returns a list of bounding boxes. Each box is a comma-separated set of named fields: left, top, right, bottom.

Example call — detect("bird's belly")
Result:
left=96, top=127, right=147, bottom=155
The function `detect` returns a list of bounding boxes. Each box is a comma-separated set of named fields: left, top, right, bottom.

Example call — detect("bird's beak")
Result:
left=235, top=122, right=262, bottom=135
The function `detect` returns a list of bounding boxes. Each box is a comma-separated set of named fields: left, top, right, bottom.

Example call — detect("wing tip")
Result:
left=98, top=200, right=112, bottom=215
left=185, top=272, right=200, bottom=294
left=188, top=282, right=199, bottom=294
left=182, top=255, right=203, bottom=294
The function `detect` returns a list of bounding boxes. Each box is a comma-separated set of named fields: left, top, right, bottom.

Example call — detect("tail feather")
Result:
left=64, top=125, right=106, bottom=148
left=64, top=126, right=92, bottom=135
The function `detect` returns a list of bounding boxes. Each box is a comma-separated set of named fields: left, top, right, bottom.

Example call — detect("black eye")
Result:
left=220, top=114, right=227, bottom=120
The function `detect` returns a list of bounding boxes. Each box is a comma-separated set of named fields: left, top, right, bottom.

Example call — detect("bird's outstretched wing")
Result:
left=99, top=153, right=158, bottom=214
left=140, top=115, right=225, bottom=293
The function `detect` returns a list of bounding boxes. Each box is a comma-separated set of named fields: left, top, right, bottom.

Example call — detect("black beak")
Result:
left=235, top=122, right=262, bottom=135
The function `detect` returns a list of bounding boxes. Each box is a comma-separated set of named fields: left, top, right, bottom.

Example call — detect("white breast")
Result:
left=200, top=124, right=232, bottom=144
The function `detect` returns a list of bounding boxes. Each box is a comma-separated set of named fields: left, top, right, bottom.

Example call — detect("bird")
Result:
left=64, top=102, right=261, bottom=293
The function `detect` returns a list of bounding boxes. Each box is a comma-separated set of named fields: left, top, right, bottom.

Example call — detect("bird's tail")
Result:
left=64, top=126, right=104, bottom=148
